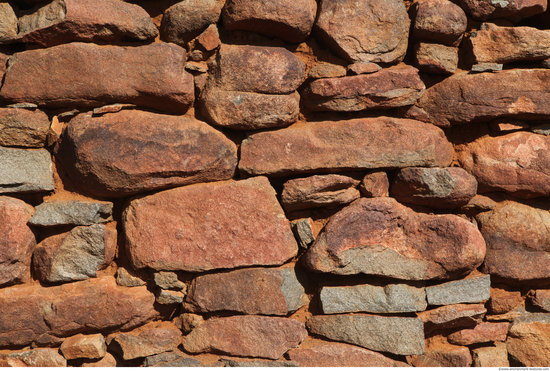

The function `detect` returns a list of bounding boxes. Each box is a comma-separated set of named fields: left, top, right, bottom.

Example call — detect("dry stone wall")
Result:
left=1, top=0, right=550, bottom=367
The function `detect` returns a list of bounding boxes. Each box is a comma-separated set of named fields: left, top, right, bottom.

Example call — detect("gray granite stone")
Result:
left=153, top=272, right=186, bottom=290
left=0, top=147, right=54, bottom=193
left=426, top=275, right=491, bottom=305
left=29, top=200, right=113, bottom=227
left=116, top=267, right=146, bottom=287
left=290, top=218, right=316, bottom=249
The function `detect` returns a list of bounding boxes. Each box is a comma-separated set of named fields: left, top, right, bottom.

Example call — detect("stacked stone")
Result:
left=0, top=0, right=550, bottom=367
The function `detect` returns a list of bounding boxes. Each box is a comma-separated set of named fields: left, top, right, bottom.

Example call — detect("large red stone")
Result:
left=303, top=197, right=486, bottom=280
left=123, top=177, right=298, bottom=272
left=0, top=108, right=50, bottom=148
left=412, top=0, right=467, bottom=46
left=447, top=322, right=509, bottom=345
left=56, top=110, right=237, bottom=198
left=0, top=43, right=194, bottom=114
left=507, top=314, right=550, bottom=367
left=239, top=117, right=453, bottom=177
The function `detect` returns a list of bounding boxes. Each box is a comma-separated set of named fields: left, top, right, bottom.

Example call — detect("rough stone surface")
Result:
left=347, top=62, right=380, bottom=75
left=412, top=0, right=467, bottom=46
left=222, top=0, right=317, bottom=43
left=471, top=62, right=503, bottom=72
left=60, top=333, right=106, bottom=360
left=0, top=108, right=50, bottom=148
left=447, top=322, right=509, bottom=345
left=153, top=272, right=185, bottom=290
left=308, top=63, right=346, bottom=79
left=124, top=177, right=298, bottom=272
left=304, top=197, right=486, bottom=280
left=14, top=0, right=157, bottom=47
left=109, top=323, right=182, bottom=360
left=182, top=315, right=308, bottom=359
left=489, top=285, right=524, bottom=314
left=472, top=343, right=510, bottom=367
left=306, top=314, right=424, bottom=355
left=0, top=197, right=35, bottom=287
left=426, top=275, right=491, bottom=305
left=29, top=200, right=113, bottom=227
left=0, top=3, right=17, bottom=41
left=290, top=218, right=317, bottom=249
left=532, top=290, right=550, bottom=312
left=0, top=43, right=194, bottom=114
left=417, top=303, right=486, bottom=334
left=80, top=352, right=117, bottom=367
left=391, top=167, right=477, bottom=208
left=143, top=351, right=203, bottom=367
left=156, top=289, right=185, bottom=305
left=57, top=110, right=237, bottom=198
left=2, top=348, right=67, bottom=367
left=477, top=201, right=550, bottom=280
left=417, top=69, right=550, bottom=127
left=414, top=43, right=458, bottom=75
left=460, top=0, right=547, bottom=21
left=33, top=224, right=117, bottom=283
left=196, top=24, right=220, bottom=51
left=360, top=171, right=390, bottom=197
left=239, top=117, right=454, bottom=177
left=184, top=267, right=307, bottom=315
left=507, top=313, right=550, bottom=366
left=176, top=313, right=204, bottom=334
left=320, top=283, right=426, bottom=314
left=314, top=0, right=410, bottom=63
left=302, top=65, right=425, bottom=112
left=424, top=335, right=472, bottom=367
left=116, top=267, right=146, bottom=287
left=160, top=0, right=222, bottom=46
left=0, top=147, right=54, bottom=193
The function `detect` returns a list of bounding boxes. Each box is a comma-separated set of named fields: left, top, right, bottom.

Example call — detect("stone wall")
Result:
left=0, top=0, right=549, bottom=367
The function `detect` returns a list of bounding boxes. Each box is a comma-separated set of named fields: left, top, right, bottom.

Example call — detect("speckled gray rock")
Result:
left=143, top=352, right=203, bottom=367
left=290, top=218, right=317, bottom=249
left=0, top=147, right=54, bottom=193
left=306, top=315, right=425, bottom=355
left=29, top=200, right=113, bottom=227
left=426, top=275, right=491, bottom=305
left=153, top=272, right=186, bottom=290
left=320, top=283, right=427, bottom=314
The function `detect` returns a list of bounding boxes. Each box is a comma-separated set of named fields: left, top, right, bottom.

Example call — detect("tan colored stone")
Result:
left=0, top=108, right=49, bottom=148
left=80, top=352, right=117, bottom=367
left=424, top=335, right=472, bottom=367
left=360, top=171, right=389, bottom=197
left=0, top=147, right=54, bottom=193
left=414, top=43, right=458, bottom=75
left=448, top=322, right=509, bottom=345
left=412, top=0, right=467, bottom=46
left=472, top=343, right=510, bottom=367
left=0, top=3, right=17, bottom=41
left=2, top=348, right=66, bottom=367
left=308, top=63, right=346, bottom=79
left=417, top=304, right=486, bottom=334
left=507, top=313, right=550, bottom=366
left=531, top=290, right=550, bottom=312
left=60, top=333, right=106, bottom=360
left=109, top=322, right=181, bottom=360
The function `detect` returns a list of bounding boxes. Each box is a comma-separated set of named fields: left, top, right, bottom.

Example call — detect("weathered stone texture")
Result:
left=418, top=303, right=487, bottom=334
left=0, top=108, right=50, bottom=148
left=507, top=313, right=550, bottom=367
left=1, top=348, right=67, bottom=367
left=60, top=333, right=106, bottom=360
left=412, top=0, right=467, bottom=46
left=0, top=147, right=54, bottom=193
left=109, top=323, right=182, bottom=360
left=360, top=171, right=390, bottom=197
left=424, top=336, right=472, bottom=367
left=447, top=322, right=509, bottom=345
left=472, top=343, right=510, bottom=367
left=0, top=3, right=17, bottom=41
left=414, top=43, right=458, bottom=75
left=426, top=274, right=491, bottom=305
left=460, top=0, right=547, bottom=21
left=29, top=200, right=113, bottom=227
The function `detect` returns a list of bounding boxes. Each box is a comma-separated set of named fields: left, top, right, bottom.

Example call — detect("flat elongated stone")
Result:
left=320, top=283, right=426, bottom=314
left=184, top=267, right=307, bottom=315
left=239, top=117, right=453, bottom=177
left=109, top=323, right=182, bottom=360
left=412, top=0, right=467, bottom=46
left=304, top=197, right=486, bottom=280
left=426, top=275, right=491, bottom=305
left=306, top=314, right=424, bottom=356
left=0, top=43, right=194, bottom=114
left=447, top=322, right=509, bottom=345
left=507, top=313, right=550, bottom=366
left=60, top=333, right=106, bottom=360
left=56, top=110, right=237, bottom=198
left=183, top=315, right=307, bottom=359
left=416, top=69, right=550, bottom=127
left=417, top=304, right=486, bottom=334
left=29, top=200, right=113, bottom=226
left=309, top=63, right=346, bottom=79
left=0, top=147, right=54, bottom=193
left=124, top=177, right=298, bottom=272
left=0, top=108, right=50, bottom=148
left=460, top=0, right=546, bottom=21
left=314, top=0, right=410, bottom=63
left=302, top=65, right=425, bottom=112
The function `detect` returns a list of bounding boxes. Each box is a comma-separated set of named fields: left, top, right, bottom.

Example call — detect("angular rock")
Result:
left=308, top=63, right=346, bottom=79
left=153, top=272, right=185, bottom=290
left=424, top=335, right=472, bottom=367
left=2, top=349, right=67, bottom=367
left=175, top=313, right=204, bottom=334
left=116, top=267, right=146, bottom=287
left=81, top=353, right=117, bottom=367
left=302, top=65, right=425, bottom=112
left=391, top=167, right=477, bottom=209
left=347, top=62, right=380, bottom=75
left=33, top=224, right=117, bottom=283
left=196, top=24, right=220, bottom=51
left=507, top=313, right=550, bottom=366
left=0, top=3, right=17, bottom=41
left=461, top=194, right=498, bottom=212
left=304, top=197, right=486, bottom=280
left=320, top=283, right=426, bottom=314
left=448, top=322, right=509, bottom=345
left=222, top=0, right=317, bottom=43
left=124, top=177, right=298, bottom=272
left=56, top=110, right=237, bottom=198
left=412, top=0, right=467, bottom=46
left=477, top=201, right=550, bottom=280
left=414, top=43, right=458, bottom=75
left=160, top=0, right=222, bottom=46
left=184, top=267, right=307, bottom=315
left=0, top=197, right=35, bottom=287
left=109, top=323, right=182, bottom=360
left=471, top=23, right=550, bottom=64
left=426, top=275, right=491, bottom=305
left=307, top=314, right=424, bottom=355
left=143, top=351, right=203, bottom=367
left=460, top=0, right=546, bottom=21
left=417, top=304, right=486, bottom=334
left=417, top=69, right=550, bottom=127
left=29, top=200, right=113, bottom=227
left=472, top=343, right=510, bottom=367
left=0, top=147, right=54, bottom=193
left=360, top=171, right=389, bottom=197
left=0, top=108, right=50, bottom=148
left=14, top=0, right=157, bottom=47
left=156, top=289, right=185, bottom=305
left=0, top=276, right=158, bottom=347
left=531, top=290, right=550, bottom=312
left=60, top=333, right=106, bottom=360
left=239, top=117, right=454, bottom=177
left=291, top=218, right=318, bottom=249
left=489, top=285, right=524, bottom=314
left=286, top=338, right=408, bottom=367
left=182, top=315, right=307, bottom=359
left=314, top=0, right=410, bottom=63
left=0, top=43, right=194, bottom=114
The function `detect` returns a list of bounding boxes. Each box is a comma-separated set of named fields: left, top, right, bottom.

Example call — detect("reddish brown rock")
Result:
left=424, top=335, right=472, bottom=367
left=417, top=69, right=550, bottom=127
left=302, top=65, right=425, bottom=112
left=56, top=110, right=237, bottom=198
left=489, top=285, right=524, bottom=314
left=414, top=43, right=458, bottom=75
left=531, top=290, right=550, bottom=312
left=123, top=177, right=298, bottom=272
left=286, top=338, right=407, bottom=367
left=80, top=353, right=117, bottom=367
left=14, top=0, right=157, bottom=47
left=0, top=52, right=8, bottom=81
left=470, top=23, right=550, bottom=64
left=412, top=0, right=467, bottom=46
left=0, top=108, right=50, bottom=148
left=222, top=0, right=317, bottom=43
left=347, top=62, right=380, bottom=75
left=407, top=354, right=444, bottom=367
left=196, top=24, right=220, bottom=52
left=239, top=117, right=454, bottom=177
left=314, top=0, right=410, bottom=63
left=460, top=0, right=547, bottom=21
left=360, top=171, right=390, bottom=197
left=472, top=343, right=510, bottom=367
left=60, top=333, right=106, bottom=360
left=391, top=167, right=477, bottom=209
left=417, top=304, right=487, bottom=334
left=182, top=315, right=307, bottom=359
left=448, top=322, right=509, bottom=345
left=0, top=42, right=194, bottom=114
left=1, top=349, right=67, bottom=367
left=507, top=313, right=550, bottom=366
left=0, top=196, right=35, bottom=287
left=303, top=197, right=486, bottom=280
left=477, top=201, right=550, bottom=280
left=281, top=174, right=360, bottom=212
